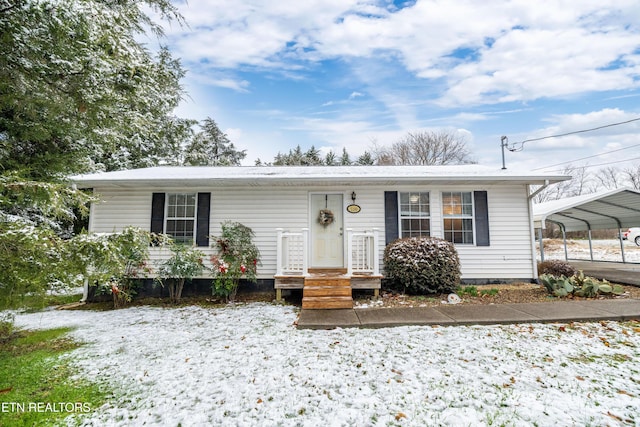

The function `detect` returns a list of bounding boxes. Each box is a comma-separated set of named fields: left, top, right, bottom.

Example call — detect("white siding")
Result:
left=454, top=185, right=535, bottom=280
left=90, top=189, right=152, bottom=232
left=89, top=183, right=536, bottom=281
left=209, top=188, right=308, bottom=277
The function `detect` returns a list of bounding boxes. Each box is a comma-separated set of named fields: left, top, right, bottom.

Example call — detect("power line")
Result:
left=506, top=116, right=640, bottom=152
left=532, top=143, right=640, bottom=171
left=501, top=116, right=640, bottom=169
left=542, top=155, right=640, bottom=173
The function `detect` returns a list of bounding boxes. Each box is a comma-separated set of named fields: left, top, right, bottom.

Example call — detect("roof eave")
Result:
left=73, top=174, right=569, bottom=189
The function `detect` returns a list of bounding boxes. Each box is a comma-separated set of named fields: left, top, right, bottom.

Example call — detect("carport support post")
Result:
left=588, top=229, right=594, bottom=261
left=618, top=228, right=627, bottom=263
left=538, top=228, right=545, bottom=262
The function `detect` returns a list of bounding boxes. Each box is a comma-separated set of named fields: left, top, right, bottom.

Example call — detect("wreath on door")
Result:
left=318, top=209, right=334, bottom=227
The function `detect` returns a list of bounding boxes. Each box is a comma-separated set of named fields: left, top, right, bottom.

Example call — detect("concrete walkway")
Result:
left=297, top=299, right=640, bottom=329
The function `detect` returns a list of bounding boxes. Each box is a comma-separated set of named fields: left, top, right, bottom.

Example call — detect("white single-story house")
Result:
left=72, top=165, right=568, bottom=307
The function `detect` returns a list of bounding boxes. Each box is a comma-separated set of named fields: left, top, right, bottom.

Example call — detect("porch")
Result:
left=274, top=228, right=382, bottom=309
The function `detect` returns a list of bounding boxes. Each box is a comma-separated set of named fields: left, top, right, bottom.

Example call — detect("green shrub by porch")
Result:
left=383, top=237, right=461, bottom=294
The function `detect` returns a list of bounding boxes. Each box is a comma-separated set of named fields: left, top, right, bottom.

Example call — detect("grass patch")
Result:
left=456, top=286, right=500, bottom=298
left=480, top=288, right=500, bottom=297
left=0, top=327, right=110, bottom=426
left=2, top=292, right=84, bottom=313
left=457, top=286, right=479, bottom=297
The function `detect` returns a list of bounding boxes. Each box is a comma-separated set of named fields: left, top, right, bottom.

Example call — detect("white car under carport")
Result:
left=623, top=227, right=640, bottom=246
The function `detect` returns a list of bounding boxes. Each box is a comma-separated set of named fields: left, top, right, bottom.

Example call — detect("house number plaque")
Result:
left=346, top=204, right=361, bottom=214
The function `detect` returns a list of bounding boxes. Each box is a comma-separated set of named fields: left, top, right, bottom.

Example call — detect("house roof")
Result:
left=71, top=165, right=569, bottom=188
left=533, top=187, right=640, bottom=231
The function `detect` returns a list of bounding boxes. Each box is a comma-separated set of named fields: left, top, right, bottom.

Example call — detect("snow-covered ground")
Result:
left=539, top=239, right=640, bottom=263
left=14, top=304, right=640, bottom=427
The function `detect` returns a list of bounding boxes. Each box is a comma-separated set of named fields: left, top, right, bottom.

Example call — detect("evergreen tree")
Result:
left=183, top=118, right=246, bottom=166
left=272, top=145, right=300, bottom=165
left=0, top=0, right=189, bottom=176
left=0, top=0, right=189, bottom=307
left=356, top=151, right=375, bottom=165
left=340, top=147, right=352, bottom=165
left=272, top=146, right=361, bottom=166
left=304, top=146, right=321, bottom=165
left=324, top=151, right=337, bottom=166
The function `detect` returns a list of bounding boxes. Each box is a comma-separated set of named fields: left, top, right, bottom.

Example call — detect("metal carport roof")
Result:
left=533, top=187, right=640, bottom=232
left=533, top=187, right=640, bottom=263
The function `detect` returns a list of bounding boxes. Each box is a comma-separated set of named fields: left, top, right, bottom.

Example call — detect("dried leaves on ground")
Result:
left=354, top=283, right=640, bottom=309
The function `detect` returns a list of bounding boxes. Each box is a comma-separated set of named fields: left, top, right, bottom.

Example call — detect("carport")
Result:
left=533, top=187, right=640, bottom=263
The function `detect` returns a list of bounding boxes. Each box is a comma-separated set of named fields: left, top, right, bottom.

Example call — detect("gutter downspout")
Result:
left=528, top=180, right=550, bottom=282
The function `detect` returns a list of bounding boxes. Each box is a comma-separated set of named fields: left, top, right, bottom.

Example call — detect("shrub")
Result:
left=211, top=221, right=260, bottom=302
left=539, top=271, right=624, bottom=298
left=67, top=227, right=154, bottom=308
left=383, top=237, right=461, bottom=294
left=537, top=260, right=576, bottom=277
left=156, top=242, right=206, bottom=303
left=0, top=312, right=15, bottom=343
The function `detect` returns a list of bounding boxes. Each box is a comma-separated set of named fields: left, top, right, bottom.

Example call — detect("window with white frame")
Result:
left=442, top=191, right=474, bottom=244
left=399, top=192, right=430, bottom=238
left=165, top=193, right=197, bottom=243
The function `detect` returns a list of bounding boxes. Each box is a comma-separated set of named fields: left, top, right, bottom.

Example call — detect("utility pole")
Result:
left=500, top=136, right=508, bottom=169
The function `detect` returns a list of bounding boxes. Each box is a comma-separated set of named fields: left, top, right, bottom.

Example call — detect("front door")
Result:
left=310, top=193, right=344, bottom=268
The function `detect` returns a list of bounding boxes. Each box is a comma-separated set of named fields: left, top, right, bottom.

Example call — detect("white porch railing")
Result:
left=276, top=228, right=309, bottom=276
left=275, top=228, right=380, bottom=277
left=347, top=228, right=380, bottom=276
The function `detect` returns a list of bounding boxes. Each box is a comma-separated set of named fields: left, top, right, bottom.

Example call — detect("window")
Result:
left=165, top=193, right=197, bottom=244
left=442, top=191, right=474, bottom=244
left=399, top=192, right=430, bottom=238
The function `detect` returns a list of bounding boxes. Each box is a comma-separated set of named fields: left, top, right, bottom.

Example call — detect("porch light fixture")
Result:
left=347, top=191, right=361, bottom=214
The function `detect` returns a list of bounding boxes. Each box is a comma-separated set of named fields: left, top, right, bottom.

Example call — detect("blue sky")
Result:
left=158, top=0, right=640, bottom=172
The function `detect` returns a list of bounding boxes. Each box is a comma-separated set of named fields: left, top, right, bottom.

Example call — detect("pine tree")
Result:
left=340, top=147, right=352, bottom=165
left=324, top=151, right=337, bottom=166
left=0, top=0, right=189, bottom=306
left=183, top=118, right=246, bottom=166
left=0, top=0, right=189, bottom=176
left=356, top=151, right=375, bottom=165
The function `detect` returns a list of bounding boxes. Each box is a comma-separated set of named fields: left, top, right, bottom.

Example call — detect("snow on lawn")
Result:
left=14, top=304, right=640, bottom=427
left=539, top=239, right=640, bottom=263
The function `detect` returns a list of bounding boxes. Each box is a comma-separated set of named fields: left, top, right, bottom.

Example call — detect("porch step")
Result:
left=303, top=286, right=353, bottom=298
left=308, top=268, right=348, bottom=275
left=301, top=296, right=353, bottom=310
left=302, top=275, right=353, bottom=309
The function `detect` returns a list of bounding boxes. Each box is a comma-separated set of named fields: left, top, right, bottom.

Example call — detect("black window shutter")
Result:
left=384, top=191, right=399, bottom=245
left=196, top=192, right=211, bottom=247
left=150, top=193, right=165, bottom=234
left=474, top=191, right=490, bottom=246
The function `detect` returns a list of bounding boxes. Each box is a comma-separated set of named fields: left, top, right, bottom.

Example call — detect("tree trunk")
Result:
left=228, top=279, right=239, bottom=302
left=176, top=278, right=185, bottom=302
left=168, top=280, right=176, bottom=303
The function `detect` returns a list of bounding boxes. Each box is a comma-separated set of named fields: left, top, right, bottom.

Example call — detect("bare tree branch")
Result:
left=374, top=130, right=476, bottom=165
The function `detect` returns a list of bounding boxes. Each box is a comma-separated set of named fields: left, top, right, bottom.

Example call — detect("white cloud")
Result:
left=161, top=1, right=640, bottom=170
left=167, top=1, right=640, bottom=108
left=192, top=75, right=250, bottom=92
